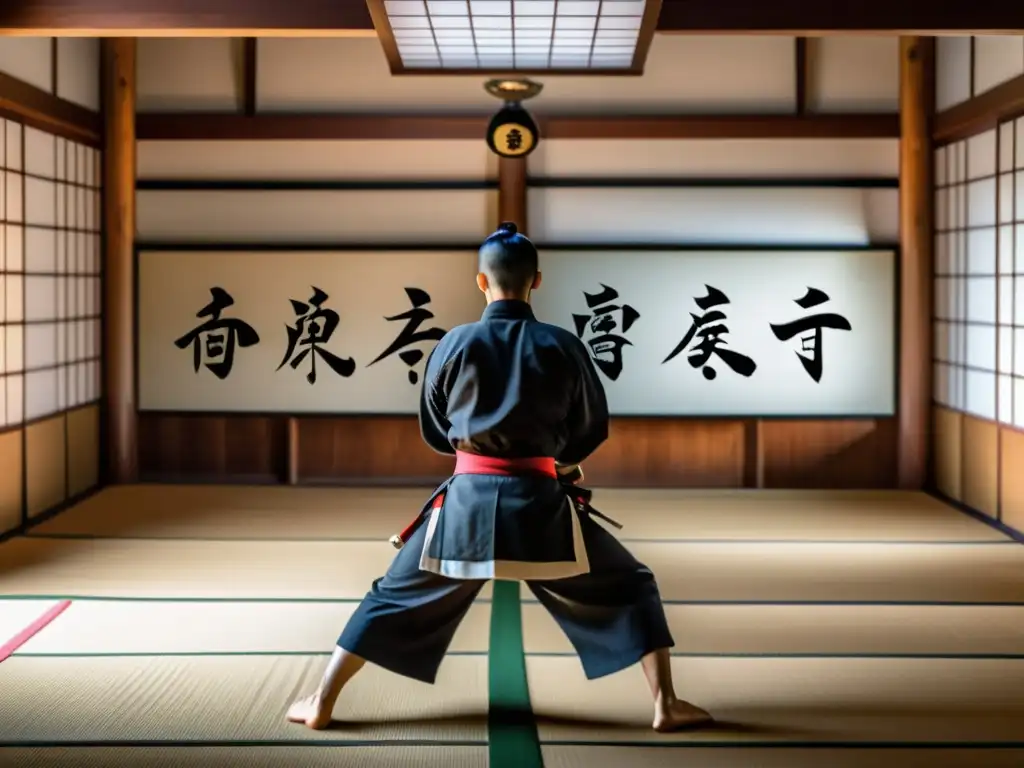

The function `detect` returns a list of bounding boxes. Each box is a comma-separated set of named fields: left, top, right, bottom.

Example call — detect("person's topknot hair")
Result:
left=478, top=221, right=537, bottom=294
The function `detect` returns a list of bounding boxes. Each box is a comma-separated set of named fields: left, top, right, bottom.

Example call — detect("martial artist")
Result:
left=287, top=222, right=712, bottom=733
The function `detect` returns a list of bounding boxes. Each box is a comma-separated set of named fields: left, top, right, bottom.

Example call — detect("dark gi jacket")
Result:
left=417, top=298, right=610, bottom=580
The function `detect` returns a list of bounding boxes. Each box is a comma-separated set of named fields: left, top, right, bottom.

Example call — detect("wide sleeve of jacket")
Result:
left=419, top=341, right=456, bottom=455
left=556, top=337, right=610, bottom=466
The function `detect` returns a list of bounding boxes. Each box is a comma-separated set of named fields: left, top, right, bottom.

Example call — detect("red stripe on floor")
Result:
left=0, top=600, right=72, bottom=663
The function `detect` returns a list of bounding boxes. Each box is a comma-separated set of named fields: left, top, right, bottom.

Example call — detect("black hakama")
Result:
left=336, top=299, right=675, bottom=683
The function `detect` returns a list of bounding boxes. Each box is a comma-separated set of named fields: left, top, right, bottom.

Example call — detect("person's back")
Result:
left=416, top=295, right=607, bottom=581
left=286, top=222, right=712, bottom=734
left=412, top=222, right=609, bottom=581
left=424, top=302, right=594, bottom=460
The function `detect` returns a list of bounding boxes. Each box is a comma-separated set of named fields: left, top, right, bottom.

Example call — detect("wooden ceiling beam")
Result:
left=933, top=73, right=1024, bottom=144
left=654, top=0, right=1024, bottom=33
left=1, top=0, right=1021, bottom=34
left=0, top=70, right=101, bottom=145
left=135, top=112, right=900, bottom=141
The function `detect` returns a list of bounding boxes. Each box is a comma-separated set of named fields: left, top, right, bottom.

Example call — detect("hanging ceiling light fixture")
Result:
left=484, top=77, right=542, bottom=158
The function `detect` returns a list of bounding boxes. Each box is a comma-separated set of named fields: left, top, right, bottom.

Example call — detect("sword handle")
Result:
left=557, top=463, right=584, bottom=485
left=389, top=500, right=437, bottom=550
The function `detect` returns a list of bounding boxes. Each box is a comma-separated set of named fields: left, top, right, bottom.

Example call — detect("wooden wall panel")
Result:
left=0, top=430, right=24, bottom=534
left=585, top=419, right=746, bottom=488
left=1001, top=426, right=1024, bottom=533
left=67, top=405, right=100, bottom=497
left=760, top=418, right=897, bottom=489
left=961, top=414, right=999, bottom=519
left=297, top=417, right=747, bottom=487
left=297, top=417, right=454, bottom=483
left=25, top=415, right=67, bottom=519
left=138, top=413, right=287, bottom=482
left=932, top=406, right=963, bottom=501
left=135, top=413, right=905, bottom=488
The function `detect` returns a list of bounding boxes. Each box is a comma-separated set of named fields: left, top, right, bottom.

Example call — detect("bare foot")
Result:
left=652, top=698, right=714, bottom=733
left=286, top=694, right=333, bottom=730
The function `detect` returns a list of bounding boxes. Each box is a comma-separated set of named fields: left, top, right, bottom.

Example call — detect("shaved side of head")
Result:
left=478, top=222, right=538, bottom=296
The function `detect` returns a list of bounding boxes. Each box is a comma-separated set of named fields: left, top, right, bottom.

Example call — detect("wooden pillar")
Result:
left=102, top=39, right=138, bottom=483
left=498, top=156, right=528, bottom=233
left=897, top=36, right=934, bottom=490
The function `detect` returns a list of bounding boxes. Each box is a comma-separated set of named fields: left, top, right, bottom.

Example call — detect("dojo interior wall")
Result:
left=932, top=35, right=1024, bottom=534
left=134, top=34, right=903, bottom=488
left=0, top=38, right=103, bottom=537
left=526, top=136, right=899, bottom=488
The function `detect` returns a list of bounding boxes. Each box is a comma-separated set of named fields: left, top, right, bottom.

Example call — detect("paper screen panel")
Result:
left=527, top=187, right=899, bottom=245
left=935, top=36, right=972, bottom=112
left=138, top=38, right=241, bottom=112
left=972, top=36, right=1024, bottom=97
left=137, top=140, right=498, bottom=182
left=806, top=37, right=899, bottom=113
left=56, top=38, right=101, bottom=112
left=0, top=37, right=53, bottom=93
left=136, top=189, right=498, bottom=244
left=529, top=138, right=899, bottom=179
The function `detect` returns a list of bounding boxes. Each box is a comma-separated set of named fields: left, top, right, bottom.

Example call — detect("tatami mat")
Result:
left=541, top=746, right=1024, bottom=768
left=0, top=538, right=493, bottom=600
left=13, top=600, right=491, bottom=656
left=0, top=600, right=65, bottom=644
left=0, top=655, right=488, bottom=743
left=3, top=484, right=1021, bottom=768
left=32, top=485, right=430, bottom=540
left=527, top=656, right=1024, bottom=744
left=570, top=541, right=1024, bottom=603
left=5, top=747, right=1023, bottom=768
left=522, top=603, right=1024, bottom=655
left=3, top=537, right=1022, bottom=604
left=0, top=747, right=489, bottom=768
left=29, top=486, right=1005, bottom=542
left=19, top=600, right=1024, bottom=659
left=577, top=489, right=1008, bottom=542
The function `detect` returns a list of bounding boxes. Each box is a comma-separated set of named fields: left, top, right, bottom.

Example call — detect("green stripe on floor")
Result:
left=488, top=580, right=543, bottom=768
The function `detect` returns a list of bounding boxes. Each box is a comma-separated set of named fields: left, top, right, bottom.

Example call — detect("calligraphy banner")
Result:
left=530, top=249, right=896, bottom=417
left=138, top=250, right=484, bottom=413
left=137, top=248, right=895, bottom=417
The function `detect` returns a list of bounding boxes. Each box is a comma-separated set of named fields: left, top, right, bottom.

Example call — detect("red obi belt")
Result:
left=453, top=451, right=557, bottom=479
left=389, top=451, right=559, bottom=549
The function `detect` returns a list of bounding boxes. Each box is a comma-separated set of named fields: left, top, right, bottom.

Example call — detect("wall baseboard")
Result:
left=928, top=489, right=1024, bottom=545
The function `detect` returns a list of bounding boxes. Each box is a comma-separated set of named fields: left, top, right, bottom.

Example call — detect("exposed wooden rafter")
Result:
left=0, top=70, right=101, bottom=145
left=933, top=73, right=1024, bottom=144
left=241, top=38, right=257, bottom=115
left=794, top=37, right=808, bottom=114
left=0, top=0, right=1022, bottom=34
left=136, top=112, right=900, bottom=141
